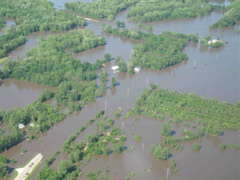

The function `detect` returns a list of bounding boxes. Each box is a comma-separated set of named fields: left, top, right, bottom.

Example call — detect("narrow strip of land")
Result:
left=15, top=153, right=43, bottom=180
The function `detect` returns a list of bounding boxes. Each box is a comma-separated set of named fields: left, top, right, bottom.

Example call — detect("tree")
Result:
left=150, top=144, right=170, bottom=160
left=192, top=144, right=201, bottom=151
left=118, top=60, right=127, bottom=72
left=116, top=21, right=125, bottom=28
left=0, top=162, right=8, bottom=178
left=161, top=122, right=171, bottom=137
left=104, top=53, right=111, bottom=61
left=111, top=77, right=118, bottom=87
left=134, top=134, right=142, bottom=142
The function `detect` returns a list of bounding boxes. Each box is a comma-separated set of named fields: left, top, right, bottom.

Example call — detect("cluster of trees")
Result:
left=127, top=0, right=213, bottom=22
left=129, top=33, right=188, bottom=70
left=150, top=143, right=170, bottom=160
left=102, top=24, right=152, bottom=40
left=38, top=112, right=127, bottom=179
left=0, top=29, right=107, bottom=107
left=65, top=0, right=140, bottom=20
left=0, top=100, right=65, bottom=153
left=210, top=0, right=240, bottom=28
left=102, top=26, right=199, bottom=72
left=133, top=86, right=240, bottom=136
left=161, top=129, right=203, bottom=145
left=0, top=0, right=85, bottom=57
left=0, top=156, right=8, bottom=178
left=200, top=35, right=224, bottom=48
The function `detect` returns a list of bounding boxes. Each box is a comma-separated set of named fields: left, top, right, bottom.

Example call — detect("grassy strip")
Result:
left=0, top=57, right=8, bottom=64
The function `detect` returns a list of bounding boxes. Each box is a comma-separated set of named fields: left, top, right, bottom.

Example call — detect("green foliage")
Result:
left=0, top=0, right=85, bottom=57
left=112, top=143, right=124, bottom=154
left=102, top=24, right=152, bottom=40
left=118, top=60, right=128, bottom=72
left=128, top=0, right=213, bottom=22
left=210, top=0, right=240, bottom=28
left=65, top=0, right=140, bottom=20
left=0, top=29, right=106, bottom=109
left=150, top=143, right=170, bottom=160
left=38, top=89, right=55, bottom=103
left=133, top=86, right=240, bottom=136
left=170, top=160, right=179, bottom=172
left=104, top=53, right=112, bottom=61
left=111, top=77, right=118, bottom=87
left=161, top=122, right=171, bottom=137
left=200, top=35, right=224, bottom=48
left=130, top=33, right=188, bottom=70
left=220, top=144, right=227, bottom=150
left=0, top=101, right=65, bottom=153
left=220, top=144, right=240, bottom=151
left=0, top=161, right=8, bottom=178
left=171, top=143, right=183, bottom=150
left=39, top=114, right=126, bottom=179
left=134, top=134, right=142, bottom=142
left=113, top=110, right=121, bottom=117
left=192, top=144, right=201, bottom=151
left=116, top=21, right=125, bottom=28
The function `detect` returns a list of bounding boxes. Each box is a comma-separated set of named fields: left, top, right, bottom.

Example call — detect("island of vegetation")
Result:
left=127, top=0, right=213, bottom=22
left=210, top=0, right=240, bottom=28
left=127, top=85, right=240, bottom=159
left=200, top=35, right=224, bottom=48
left=0, top=0, right=85, bottom=58
left=102, top=25, right=198, bottom=71
left=65, top=0, right=140, bottom=20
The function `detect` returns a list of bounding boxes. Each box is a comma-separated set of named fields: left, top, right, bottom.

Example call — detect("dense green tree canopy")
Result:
left=0, top=0, right=85, bottom=57
left=210, top=0, right=240, bottom=28
left=65, top=0, right=140, bottom=20
left=129, top=33, right=188, bottom=70
left=128, top=0, right=213, bottom=22
left=133, top=86, right=240, bottom=135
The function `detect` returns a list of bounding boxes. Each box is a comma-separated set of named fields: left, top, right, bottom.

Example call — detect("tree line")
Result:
left=127, top=0, right=213, bottom=22
left=65, top=0, right=140, bottom=21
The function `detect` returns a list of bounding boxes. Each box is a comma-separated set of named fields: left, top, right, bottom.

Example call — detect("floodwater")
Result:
left=0, top=0, right=240, bottom=180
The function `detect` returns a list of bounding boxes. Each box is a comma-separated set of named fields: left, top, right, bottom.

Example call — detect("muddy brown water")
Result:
left=0, top=0, right=240, bottom=179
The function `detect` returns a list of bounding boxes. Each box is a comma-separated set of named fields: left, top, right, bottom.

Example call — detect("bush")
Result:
left=192, top=144, right=201, bottom=151
left=134, top=134, right=142, bottom=142
left=150, top=144, right=170, bottom=160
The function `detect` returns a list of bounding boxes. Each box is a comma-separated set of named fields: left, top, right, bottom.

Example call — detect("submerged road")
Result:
left=15, top=153, right=43, bottom=180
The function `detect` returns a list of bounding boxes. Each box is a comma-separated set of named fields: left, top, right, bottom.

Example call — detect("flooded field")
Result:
left=0, top=0, right=239, bottom=179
